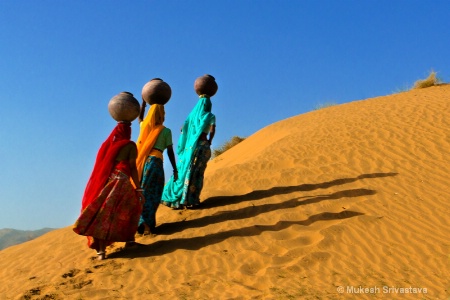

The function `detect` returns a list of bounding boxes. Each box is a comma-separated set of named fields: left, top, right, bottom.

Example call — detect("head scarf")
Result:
left=162, top=96, right=214, bottom=203
left=136, top=104, right=165, bottom=181
left=81, top=122, right=132, bottom=210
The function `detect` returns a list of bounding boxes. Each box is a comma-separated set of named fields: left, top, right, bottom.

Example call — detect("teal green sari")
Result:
left=161, top=96, right=214, bottom=207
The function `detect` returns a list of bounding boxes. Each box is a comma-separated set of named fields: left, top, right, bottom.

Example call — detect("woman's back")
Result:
left=153, top=127, right=173, bottom=151
left=115, top=142, right=137, bottom=162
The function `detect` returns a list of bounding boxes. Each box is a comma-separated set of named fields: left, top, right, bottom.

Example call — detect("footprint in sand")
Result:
left=61, top=268, right=81, bottom=278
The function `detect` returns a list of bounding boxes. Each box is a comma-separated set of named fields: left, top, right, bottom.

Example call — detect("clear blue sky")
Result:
left=1, top=1, right=449, bottom=230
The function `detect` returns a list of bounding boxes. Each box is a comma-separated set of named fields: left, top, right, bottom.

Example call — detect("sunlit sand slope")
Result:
left=0, top=85, right=449, bottom=299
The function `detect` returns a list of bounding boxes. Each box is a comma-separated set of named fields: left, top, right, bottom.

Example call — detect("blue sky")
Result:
left=1, top=1, right=449, bottom=230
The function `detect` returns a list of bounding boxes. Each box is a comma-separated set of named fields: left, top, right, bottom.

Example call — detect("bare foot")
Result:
left=97, top=251, right=106, bottom=260
left=143, top=224, right=152, bottom=236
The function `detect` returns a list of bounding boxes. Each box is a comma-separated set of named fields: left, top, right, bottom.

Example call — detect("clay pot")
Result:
left=108, top=92, right=140, bottom=122
left=194, top=74, right=218, bottom=97
left=141, top=78, right=172, bottom=105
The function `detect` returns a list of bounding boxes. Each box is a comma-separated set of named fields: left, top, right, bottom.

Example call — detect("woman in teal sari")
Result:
left=161, top=94, right=216, bottom=208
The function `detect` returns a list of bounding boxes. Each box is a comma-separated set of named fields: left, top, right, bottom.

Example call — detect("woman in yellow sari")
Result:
left=136, top=104, right=178, bottom=234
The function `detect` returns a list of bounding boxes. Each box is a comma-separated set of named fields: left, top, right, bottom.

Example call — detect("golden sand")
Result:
left=1, top=85, right=449, bottom=299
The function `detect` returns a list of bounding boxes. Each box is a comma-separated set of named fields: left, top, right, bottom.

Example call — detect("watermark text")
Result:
left=337, top=285, right=428, bottom=294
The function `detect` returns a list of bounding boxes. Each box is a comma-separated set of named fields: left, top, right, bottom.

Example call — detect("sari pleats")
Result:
left=162, top=141, right=211, bottom=208
left=139, top=156, right=165, bottom=231
left=73, top=169, right=142, bottom=248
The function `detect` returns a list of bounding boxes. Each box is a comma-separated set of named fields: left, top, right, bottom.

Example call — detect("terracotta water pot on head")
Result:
left=108, top=92, right=140, bottom=122
left=194, top=74, right=218, bottom=97
left=141, top=78, right=172, bottom=105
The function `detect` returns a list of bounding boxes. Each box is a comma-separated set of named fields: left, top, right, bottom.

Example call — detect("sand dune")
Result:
left=1, top=85, right=449, bottom=299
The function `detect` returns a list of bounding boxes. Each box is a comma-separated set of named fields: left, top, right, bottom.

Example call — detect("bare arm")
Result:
left=208, top=125, right=216, bottom=145
left=166, top=145, right=178, bottom=181
left=138, top=100, right=147, bottom=123
left=129, top=158, right=141, bottom=189
left=129, top=148, right=144, bottom=201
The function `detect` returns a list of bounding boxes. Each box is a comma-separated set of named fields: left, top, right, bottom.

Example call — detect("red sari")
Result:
left=73, top=123, right=142, bottom=248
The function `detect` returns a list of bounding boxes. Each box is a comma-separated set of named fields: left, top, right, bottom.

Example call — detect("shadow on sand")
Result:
left=155, top=188, right=376, bottom=236
left=152, top=172, right=396, bottom=235
left=109, top=210, right=364, bottom=259
left=108, top=172, right=396, bottom=259
left=199, top=172, right=397, bottom=209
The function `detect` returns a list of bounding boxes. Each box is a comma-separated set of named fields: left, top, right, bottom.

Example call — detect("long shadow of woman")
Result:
left=108, top=210, right=364, bottom=259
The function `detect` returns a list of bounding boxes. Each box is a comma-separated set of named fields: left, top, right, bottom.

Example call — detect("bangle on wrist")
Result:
left=136, top=188, right=144, bottom=192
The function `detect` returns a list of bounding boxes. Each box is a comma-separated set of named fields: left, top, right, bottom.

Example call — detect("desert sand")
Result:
left=0, top=85, right=449, bottom=299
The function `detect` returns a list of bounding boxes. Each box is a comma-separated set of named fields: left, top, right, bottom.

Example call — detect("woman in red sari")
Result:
left=73, top=120, right=144, bottom=260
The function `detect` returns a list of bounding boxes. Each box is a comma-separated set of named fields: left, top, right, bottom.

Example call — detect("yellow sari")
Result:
left=136, top=104, right=165, bottom=182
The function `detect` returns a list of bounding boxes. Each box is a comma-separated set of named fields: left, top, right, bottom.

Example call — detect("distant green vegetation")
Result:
left=413, top=70, right=443, bottom=89
left=393, top=85, right=411, bottom=94
left=313, top=102, right=337, bottom=110
left=0, top=228, right=55, bottom=250
left=213, top=136, right=246, bottom=158
left=395, top=70, right=445, bottom=93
